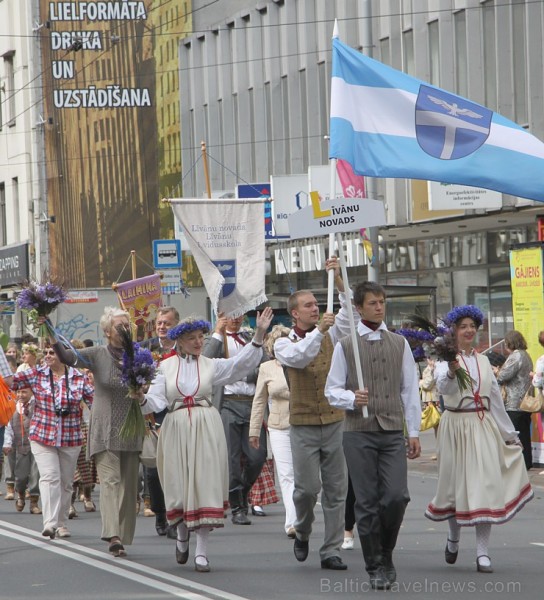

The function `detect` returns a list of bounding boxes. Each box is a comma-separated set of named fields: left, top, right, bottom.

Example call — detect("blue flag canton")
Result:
left=415, top=85, right=493, bottom=160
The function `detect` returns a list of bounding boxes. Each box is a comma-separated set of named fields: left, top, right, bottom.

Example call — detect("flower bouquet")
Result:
left=117, top=324, right=157, bottom=440
left=16, top=276, right=68, bottom=338
left=398, top=314, right=471, bottom=392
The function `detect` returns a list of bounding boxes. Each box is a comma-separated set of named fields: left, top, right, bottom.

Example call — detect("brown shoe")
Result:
left=29, top=495, right=42, bottom=515
left=5, top=484, right=15, bottom=501
left=15, top=496, right=25, bottom=512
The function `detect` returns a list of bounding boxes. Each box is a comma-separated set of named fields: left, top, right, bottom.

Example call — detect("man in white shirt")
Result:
left=325, top=281, right=421, bottom=590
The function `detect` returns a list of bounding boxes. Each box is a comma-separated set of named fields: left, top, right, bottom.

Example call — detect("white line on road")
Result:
left=0, top=520, right=250, bottom=600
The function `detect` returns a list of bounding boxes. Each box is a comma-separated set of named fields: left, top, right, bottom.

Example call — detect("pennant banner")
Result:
left=115, top=274, right=162, bottom=341
left=330, top=38, right=544, bottom=203
left=170, top=199, right=267, bottom=318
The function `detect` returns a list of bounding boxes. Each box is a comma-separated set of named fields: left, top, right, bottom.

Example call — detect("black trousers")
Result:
left=146, top=466, right=166, bottom=515
left=343, top=430, right=410, bottom=539
left=507, top=410, right=533, bottom=470
left=345, top=474, right=356, bottom=532
left=221, top=399, right=267, bottom=499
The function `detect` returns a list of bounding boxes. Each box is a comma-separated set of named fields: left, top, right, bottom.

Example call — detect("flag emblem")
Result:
left=212, top=260, right=236, bottom=298
left=415, top=85, right=492, bottom=160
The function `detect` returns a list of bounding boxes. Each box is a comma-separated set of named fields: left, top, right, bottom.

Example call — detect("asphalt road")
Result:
left=0, top=431, right=543, bottom=600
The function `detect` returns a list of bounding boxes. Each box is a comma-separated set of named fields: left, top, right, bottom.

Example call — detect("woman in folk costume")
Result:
left=147, top=308, right=273, bottom=573
left=425, top=305, right=533, bottom=574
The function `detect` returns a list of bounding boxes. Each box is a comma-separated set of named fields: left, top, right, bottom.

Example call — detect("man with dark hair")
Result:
left=325, top=280, right=421, bottom=590
left=274, top=257, right=351, bottom=571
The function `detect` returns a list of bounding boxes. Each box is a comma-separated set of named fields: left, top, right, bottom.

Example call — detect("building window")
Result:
left=11, top=177, right=19, bottom=241
left=299, top=70, right=308, bottom=170
left=428, top=20, right=440, bottom=86
left=281, top=75, right=290, bottom=172
left=454, top=11, right=468, bottom=96
left=0, top=183, right=6, bottom=245
left=482, top=0, right=497, bottom=110
left=380, top=37, right=390, bottom=66
left=402, top=29, right=415, bottom=75
left=512, top=0, right=528, bottom=124
left=3, top=51, right=16, bottom=126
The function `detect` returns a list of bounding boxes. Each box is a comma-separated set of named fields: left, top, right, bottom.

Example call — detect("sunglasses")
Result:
left=44, top=350, right=57, bottom=356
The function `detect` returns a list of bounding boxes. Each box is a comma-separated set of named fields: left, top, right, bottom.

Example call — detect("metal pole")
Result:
left=361, top=0, right=380, bottom=282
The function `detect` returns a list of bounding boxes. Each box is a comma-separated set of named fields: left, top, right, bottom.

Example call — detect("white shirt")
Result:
left=325, top=321, right=421, bottom=438
left=274, top=291, right=352, bottom=369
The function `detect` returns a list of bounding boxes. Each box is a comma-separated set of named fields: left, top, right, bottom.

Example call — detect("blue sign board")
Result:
left=236, top=183, right=274, bottom=240
left=152, top=239, right=182, bottom=269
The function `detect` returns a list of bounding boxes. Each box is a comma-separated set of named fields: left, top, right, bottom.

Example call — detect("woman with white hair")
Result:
left=49, top=306, right=163, bottom=557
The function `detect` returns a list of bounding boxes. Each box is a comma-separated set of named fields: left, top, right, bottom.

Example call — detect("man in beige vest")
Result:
left=274, top=257, right=350, bottom=571
left=325, top=281, right=421, bottom=590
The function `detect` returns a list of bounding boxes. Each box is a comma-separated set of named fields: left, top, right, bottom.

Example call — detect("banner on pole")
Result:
left=115, top=274, right=162, bottom=341
left=170, top=199, right=267, bottom=317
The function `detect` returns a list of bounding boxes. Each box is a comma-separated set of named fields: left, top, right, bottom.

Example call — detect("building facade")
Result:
left=179, top=0, right=543, bottom=344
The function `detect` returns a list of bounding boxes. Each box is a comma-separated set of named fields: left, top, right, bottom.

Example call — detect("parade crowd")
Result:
left=0, top=257, right=542, bottom=590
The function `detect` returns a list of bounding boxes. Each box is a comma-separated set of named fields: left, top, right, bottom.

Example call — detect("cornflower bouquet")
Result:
left=398, top=314, right=471, bottom=392
left=16, top=276, right=68, bottom=338
left=117, top=325, right=157, bottom=440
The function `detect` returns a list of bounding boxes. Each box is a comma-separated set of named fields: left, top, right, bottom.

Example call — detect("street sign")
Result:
left=152, top=239, right=182, bottom=269
left=287, top=194, right=387, bottom=240
left=157, top=270, right=184, bottom=295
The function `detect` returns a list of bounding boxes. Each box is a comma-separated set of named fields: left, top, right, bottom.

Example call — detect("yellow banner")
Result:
left=510, top=245, right=544, bottom=463
left=115, top=274, right=163, bottom=341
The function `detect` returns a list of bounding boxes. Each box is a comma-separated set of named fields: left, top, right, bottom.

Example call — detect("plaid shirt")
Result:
left=0, top=346, right=12, bottom=379
left=12, top=365, right=94, bottom=447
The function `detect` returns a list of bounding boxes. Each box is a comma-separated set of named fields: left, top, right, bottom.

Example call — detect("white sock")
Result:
left=176, top=521, right=189, bottom=553
left=475, top=523, right=491, bottom=566
left=195, top=527, right=210, bottom=565
left=447, top=519, right=461, bottom=553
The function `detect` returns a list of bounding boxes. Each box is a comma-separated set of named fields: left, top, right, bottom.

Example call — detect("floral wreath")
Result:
left=444, top=305, right=484, bottom=328
left=167, top=319, right=211, bottom=340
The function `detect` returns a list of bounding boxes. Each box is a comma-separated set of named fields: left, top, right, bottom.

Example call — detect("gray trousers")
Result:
left=343, top=431, right=410, bottom=539
left=290, top=421, right=347, bottom=560
left=95, top=450, right=140, bottom=545
left=14, top=451, right=40, bottom=495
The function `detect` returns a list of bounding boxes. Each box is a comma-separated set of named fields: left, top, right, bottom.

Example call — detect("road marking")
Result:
left=0, top=520, right=250, bottom=600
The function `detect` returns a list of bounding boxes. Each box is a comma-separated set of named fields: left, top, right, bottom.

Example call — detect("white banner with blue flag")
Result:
left=329, top=38, right=544, bottom=203
left=170, top=199, right=267, bottom=318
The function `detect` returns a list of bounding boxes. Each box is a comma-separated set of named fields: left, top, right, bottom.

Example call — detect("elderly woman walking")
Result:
left=49, top=307, right=162, bottom=557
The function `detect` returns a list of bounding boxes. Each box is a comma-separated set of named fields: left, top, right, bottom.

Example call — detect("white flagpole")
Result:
left=329, top=21, right=368, bottom=418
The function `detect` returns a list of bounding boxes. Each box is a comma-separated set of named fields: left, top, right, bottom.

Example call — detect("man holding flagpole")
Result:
left=325, top=281, right=421, bottom=590
left=274, top=257, right=350, bottom=571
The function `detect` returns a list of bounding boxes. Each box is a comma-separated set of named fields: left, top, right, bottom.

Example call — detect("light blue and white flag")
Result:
left=330, top=38, right=544, bottom=203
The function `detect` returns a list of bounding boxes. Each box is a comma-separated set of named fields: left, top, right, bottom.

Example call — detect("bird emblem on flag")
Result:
left=415, top=85, right=492, bottom=160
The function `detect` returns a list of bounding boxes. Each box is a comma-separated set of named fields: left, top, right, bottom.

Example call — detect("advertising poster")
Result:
left=510, top=244, right=544, bottom=465
left=39, top=1, right=192, bottom=287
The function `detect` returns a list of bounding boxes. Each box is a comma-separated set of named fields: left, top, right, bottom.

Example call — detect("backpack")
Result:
left=0, top=376, right=16, bottom=426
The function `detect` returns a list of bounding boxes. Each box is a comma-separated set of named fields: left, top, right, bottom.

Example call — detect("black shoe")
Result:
left=176, top=533, right=190, bottom=565
left=382, top=554, right=396, bottom=584
left=476, top=555, right=493, bottom=573
left=293, top=537, right=309, bottom=562
left=231, top=511, right=252, bottom=525
left=166, top=525, right=177, bottom=539
left=369, top=567, right=391, bottom=591
left=445, top=538, right=459, bottom=565
left=321, top=556, right=347, bottom=570
left=155, top=515, right=168, bottom=536
left=251, top=506, right=266, bottom=517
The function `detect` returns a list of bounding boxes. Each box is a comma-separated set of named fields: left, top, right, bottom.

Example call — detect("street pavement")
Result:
left=0, top=430, right=543, bottom=600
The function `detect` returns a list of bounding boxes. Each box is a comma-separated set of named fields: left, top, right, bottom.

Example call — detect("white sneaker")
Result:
left=341, top=536, right=354, bottom=550
left=56, top=526, right=71, bottom=538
